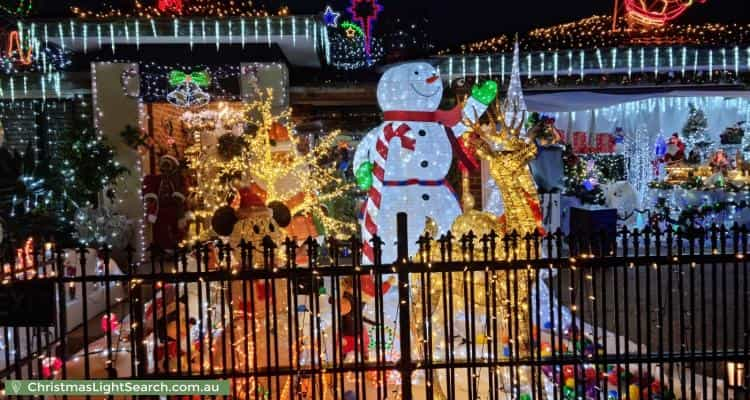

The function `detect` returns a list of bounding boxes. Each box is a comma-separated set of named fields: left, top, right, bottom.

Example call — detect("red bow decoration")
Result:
left=382, top=123, right=415, bottom=151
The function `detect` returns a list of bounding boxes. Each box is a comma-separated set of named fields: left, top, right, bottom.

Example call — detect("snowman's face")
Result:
left=377, top=62, right=443, bottom=112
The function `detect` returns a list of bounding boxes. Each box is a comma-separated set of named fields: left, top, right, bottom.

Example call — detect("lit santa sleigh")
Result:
left=624, top=0, right=707, bottom=28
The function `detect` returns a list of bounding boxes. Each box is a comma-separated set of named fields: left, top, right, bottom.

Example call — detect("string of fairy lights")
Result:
left=450, top=15, right=750, bottom=54
left=71, top=0, right=284, bottom=19
left=437, top=45, right=750, bottom=88
left=185, top=87, right=356, bottom=240
left=10, top=17, right=324, bottom=53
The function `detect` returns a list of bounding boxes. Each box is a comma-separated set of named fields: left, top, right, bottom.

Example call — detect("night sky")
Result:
left=38, top=0, right=744, bottom=47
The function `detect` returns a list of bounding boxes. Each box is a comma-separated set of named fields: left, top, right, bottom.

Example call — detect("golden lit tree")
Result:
left=242, top=89, right=356, bottom=237
left=185, top=90, right=356, bottom=241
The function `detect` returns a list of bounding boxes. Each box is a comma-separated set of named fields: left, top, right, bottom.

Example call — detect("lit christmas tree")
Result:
left=682, top=102, right=710, bottom=152
left=328, top=27, right=384, bottom=70
left=0, top=105, right=127, bottom=244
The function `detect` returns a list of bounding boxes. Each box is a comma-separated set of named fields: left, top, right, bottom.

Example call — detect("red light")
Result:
left=157, top=0, right=183, bottom=14
left=624, top=0, right=707, bottom=27
left=6, top=30, right=32, bottom=66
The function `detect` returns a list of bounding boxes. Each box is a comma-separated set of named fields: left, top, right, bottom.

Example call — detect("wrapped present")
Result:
left=569, top=207, right=618, bottom=255
left=560, top=195, right=582, bottom=235
left=595, top=133, right=616, bottom=154
left=572, top=131, right=589, bottom=154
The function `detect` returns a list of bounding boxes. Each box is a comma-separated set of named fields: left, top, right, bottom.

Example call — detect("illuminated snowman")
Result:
left=354, top=62, right=497, bottom=264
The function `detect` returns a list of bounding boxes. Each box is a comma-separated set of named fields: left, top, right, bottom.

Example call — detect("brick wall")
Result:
left=148, top=102, right=246, bottom=166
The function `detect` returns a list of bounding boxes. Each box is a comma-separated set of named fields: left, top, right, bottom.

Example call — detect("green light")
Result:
left=340, top=21, right=364, bottom=37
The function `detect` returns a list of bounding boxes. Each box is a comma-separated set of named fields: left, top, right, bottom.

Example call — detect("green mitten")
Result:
left=355, top=161, right=374, bottom=190
left=471, top=80, right=498, bottom=106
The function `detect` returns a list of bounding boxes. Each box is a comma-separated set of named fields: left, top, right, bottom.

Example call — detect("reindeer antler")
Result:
left=497, top=98, right=526, bottom=139
left=463, top=107, right=507, bottom=149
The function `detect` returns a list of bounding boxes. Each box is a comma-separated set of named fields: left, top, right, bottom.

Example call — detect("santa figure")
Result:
left=353, top=62, right=497, bottom=264
left=143, top=155, right=189, bottom=249
left=663, top=133, right=686, bottom=164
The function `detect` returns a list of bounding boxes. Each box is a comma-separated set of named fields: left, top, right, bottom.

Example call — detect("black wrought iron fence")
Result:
left=0, top=215, right=748, bottom=400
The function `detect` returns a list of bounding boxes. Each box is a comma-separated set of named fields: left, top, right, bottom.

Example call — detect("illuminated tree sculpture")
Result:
left=241, top=90, right=357, bottom=237
left=185, top=91, right=356, bottom=241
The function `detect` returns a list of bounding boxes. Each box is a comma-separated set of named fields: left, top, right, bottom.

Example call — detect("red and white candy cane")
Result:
left=362, top=123, right=414, bottom=263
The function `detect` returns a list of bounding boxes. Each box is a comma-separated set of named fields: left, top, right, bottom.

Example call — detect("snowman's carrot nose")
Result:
left=426, top=75, right=439, bottom=84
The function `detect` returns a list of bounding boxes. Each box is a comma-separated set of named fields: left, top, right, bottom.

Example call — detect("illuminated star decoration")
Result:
left=323, top=6, right=340, bottom=27
left=341, top=21, right=364, bottom=38
left=347, top=0, right=383, bottom=60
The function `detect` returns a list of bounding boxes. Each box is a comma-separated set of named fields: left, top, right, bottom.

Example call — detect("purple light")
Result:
left=347, top=0, right=383, bottom=58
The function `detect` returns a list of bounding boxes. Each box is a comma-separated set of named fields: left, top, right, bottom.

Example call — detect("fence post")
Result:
left=132, top=279, right=146, bottom=377
left=396, top=212, right=412, bottom=400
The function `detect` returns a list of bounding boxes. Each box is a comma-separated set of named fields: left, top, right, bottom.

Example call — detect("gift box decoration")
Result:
left=572, top=131, right=589, bottom=154
left=569, top=207, right=618, bottom=255
left=595, top=133, right=616, bottom=154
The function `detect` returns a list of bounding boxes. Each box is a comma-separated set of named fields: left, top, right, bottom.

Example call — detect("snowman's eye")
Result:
left=414, top=70, right=419, bottom=75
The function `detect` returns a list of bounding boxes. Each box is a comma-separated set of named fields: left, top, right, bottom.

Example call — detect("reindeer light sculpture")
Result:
left=465, top=99, right=543, bottom=240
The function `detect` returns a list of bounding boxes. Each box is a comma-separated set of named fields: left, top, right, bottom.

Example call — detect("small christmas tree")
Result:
left=682, top=103, right=710, bottom=150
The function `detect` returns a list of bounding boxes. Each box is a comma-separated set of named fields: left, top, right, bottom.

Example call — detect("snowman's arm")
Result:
left=353, top=125, right=381, bottom=172
left=451, top=97, right=490, bottom=138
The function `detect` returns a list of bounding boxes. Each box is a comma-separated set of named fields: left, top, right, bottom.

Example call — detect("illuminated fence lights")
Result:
left=501, top=54, right=505, bottom=84
left=735, top=46, right=739, bottom=75
left=627, top=48, right=633, bottom=78
left=668, top=47, right=673, bottom=70
left=553, top=52, right=558, bottom=82
left=681, top=46, right=687, bottom=77
left=640, top=47, right=645, bottom=72
left=580, top=50, right=585, bottom=79
left=568, top=50, right=573, bottom=77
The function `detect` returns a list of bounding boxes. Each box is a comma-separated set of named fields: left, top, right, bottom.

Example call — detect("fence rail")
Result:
left=0, top=216, right=748, bottom=399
